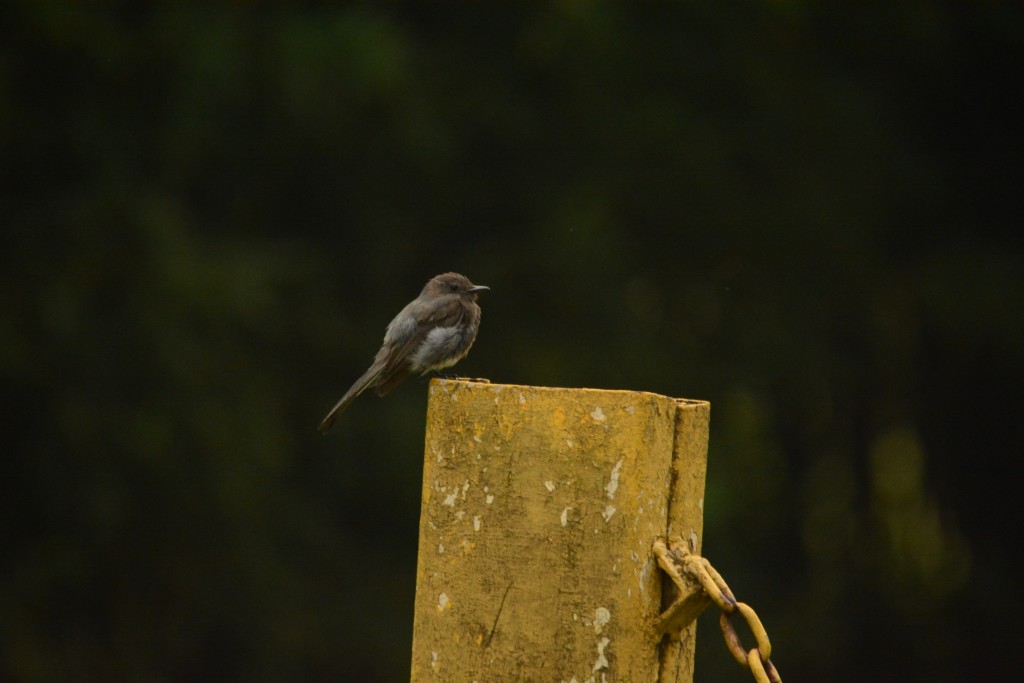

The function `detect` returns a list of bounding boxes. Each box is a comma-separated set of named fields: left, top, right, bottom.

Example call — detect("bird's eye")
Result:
left=449, top=283, right=459, bottom=292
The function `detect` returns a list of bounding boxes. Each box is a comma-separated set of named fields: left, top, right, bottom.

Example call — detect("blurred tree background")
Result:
left=2, top=3, right=1022, bottom=681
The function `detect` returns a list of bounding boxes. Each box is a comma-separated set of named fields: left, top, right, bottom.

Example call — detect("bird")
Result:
left=318, top=272, right=489, bottom=433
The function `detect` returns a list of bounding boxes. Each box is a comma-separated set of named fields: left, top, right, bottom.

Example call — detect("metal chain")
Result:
left=654, top=537, right=782, bottom=683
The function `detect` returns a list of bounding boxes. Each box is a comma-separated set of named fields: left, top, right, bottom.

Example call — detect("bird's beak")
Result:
left=467, top=285, right=490, bottom=294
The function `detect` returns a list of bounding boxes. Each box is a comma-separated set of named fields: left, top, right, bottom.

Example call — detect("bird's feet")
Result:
left=433, top=374, right=490, bottom=384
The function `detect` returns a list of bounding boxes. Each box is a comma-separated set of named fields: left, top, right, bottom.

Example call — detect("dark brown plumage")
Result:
left=318, top=272, right=488, bottom=433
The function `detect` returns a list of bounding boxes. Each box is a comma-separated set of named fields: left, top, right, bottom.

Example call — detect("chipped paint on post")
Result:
left=606, top=459, right=623, bottom=499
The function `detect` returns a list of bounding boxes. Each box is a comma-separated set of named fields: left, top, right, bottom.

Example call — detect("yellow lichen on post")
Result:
left=410, top=379, right=709, bottom=682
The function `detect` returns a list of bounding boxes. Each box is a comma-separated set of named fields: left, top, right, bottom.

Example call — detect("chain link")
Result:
left=654, top=537, right=782, bottom=683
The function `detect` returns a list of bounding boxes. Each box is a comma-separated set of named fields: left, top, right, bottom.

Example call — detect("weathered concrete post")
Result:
left=410, top=379, right=709, bottom=682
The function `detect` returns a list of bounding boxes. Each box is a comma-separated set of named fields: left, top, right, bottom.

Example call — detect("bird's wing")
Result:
left=374, top=299, right=467, bottom=396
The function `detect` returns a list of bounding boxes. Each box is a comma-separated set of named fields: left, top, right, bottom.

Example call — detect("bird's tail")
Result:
left=318, top=362, right=384, bottom=434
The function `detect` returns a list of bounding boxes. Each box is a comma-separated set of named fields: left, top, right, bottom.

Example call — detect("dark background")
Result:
left=3, top=3, right=1022, bottom=681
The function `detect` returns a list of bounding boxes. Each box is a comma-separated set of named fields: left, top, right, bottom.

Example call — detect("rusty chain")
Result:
left=653, top=537, right=782, bottom=683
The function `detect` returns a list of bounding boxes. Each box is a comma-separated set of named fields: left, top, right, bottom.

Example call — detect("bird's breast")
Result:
left=409, top=321, right=479, bottom=372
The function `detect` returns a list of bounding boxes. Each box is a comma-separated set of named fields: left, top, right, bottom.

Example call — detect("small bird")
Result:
left=318, top=272, right=489, bottom=433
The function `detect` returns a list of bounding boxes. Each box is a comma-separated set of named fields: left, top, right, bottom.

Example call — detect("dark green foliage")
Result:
left=2, top=3, right=1021, bottom=681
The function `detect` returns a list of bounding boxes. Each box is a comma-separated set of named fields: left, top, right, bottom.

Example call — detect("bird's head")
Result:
left=425, top=272, right=490, bottom=300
